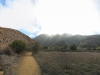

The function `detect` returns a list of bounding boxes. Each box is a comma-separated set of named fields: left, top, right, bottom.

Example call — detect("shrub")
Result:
left=70, top=44, right=77, bottom=51
left=32, top=42, right=40, bottom=54
left=43, top=46, right=48, bottom=49
left=4, top=47, right=12, bottom=56
left=61, top=47, right=66, bottom=52
left=9, top=40, right=26, bottom=54
left=64, top=45, right=67, bottom=49
left=93, top=48, right=96, bottom=50
left=0, top=47, right=12, bottom=55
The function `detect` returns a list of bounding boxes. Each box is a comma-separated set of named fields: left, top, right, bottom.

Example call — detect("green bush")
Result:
left=32, top=42, right=40, bottom=54
left=9, top=40, right=26, bottom=54
left=70, top=44, right=77, bottom=51
left=64, top=45, right=67, bottom=49
left=43, top=46, right=48, bottom=49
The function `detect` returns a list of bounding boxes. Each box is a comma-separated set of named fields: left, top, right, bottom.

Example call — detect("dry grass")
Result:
left=33, top=51, right=100, bottom=75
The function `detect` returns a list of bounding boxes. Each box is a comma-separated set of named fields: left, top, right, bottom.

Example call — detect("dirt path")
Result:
left=17, top=52, right=41, bottom=75
left=0, top=71, right=3, bottom=75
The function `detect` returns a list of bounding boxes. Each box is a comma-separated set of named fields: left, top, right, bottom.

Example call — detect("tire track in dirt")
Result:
left=17, top=52, right=41, bottom=75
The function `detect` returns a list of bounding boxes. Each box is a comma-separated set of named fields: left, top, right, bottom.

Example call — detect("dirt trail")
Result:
left=17, top=52, right=41, bottom=75
left=0, top=71, right=3, bottom=75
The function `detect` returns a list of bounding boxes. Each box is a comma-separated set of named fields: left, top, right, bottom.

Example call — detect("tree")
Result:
left=9, top=40, right=26, bottom=54
left=43, top=46, right=48, bottom=49
left=70, top=44, right=77, bottom=51
left=64, top=45, right=67, bottom=49
left=61, top=45, right=67, bottom=52
left=32, top=42, right=40, bottom=54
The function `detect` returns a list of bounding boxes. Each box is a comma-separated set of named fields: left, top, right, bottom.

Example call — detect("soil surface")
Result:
left=0, top=71, right=3, bottom=75
left=17, top=52, right=41, bottom=75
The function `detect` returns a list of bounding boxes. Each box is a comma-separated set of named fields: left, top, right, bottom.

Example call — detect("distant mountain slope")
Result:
left=34, top=34, right=49, bottom=45
left=34, top=33, right=100, bottom=48
left=34, top=33, right=72, bottom=46
left=0, top=27, right=35, bottom=50
left=80, top=35, right=100, bottom=48
left=56, top=35, right=87, bottom=46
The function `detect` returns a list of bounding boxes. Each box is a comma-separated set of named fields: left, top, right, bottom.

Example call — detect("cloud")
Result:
left=31, top=0, right=38, bottom=6
left=0, top=0, right=41, bottom=37
left=35, top=0, right=100, bottom=35
left=0, top=0, right=100, bottom=38
left=93, top=0, right=100, bottom=11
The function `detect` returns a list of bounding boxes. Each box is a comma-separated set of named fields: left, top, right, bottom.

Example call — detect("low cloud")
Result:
left=35, top=0, right=100, bottom=35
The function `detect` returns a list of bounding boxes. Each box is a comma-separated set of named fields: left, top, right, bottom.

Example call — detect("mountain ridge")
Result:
left=34, top=33, right=100, bottom=48
left=34, top=33, right=72, bottom=46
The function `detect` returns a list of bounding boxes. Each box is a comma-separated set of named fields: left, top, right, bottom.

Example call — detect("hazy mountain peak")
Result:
left=34, top=33, right=100, bottom=48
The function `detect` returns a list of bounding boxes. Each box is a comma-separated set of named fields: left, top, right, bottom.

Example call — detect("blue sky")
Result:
left=0, top=0, right=100, bottom=38
left=0, top=0, right=6, bottom=6
left=19, top=28, right=38, bottom=38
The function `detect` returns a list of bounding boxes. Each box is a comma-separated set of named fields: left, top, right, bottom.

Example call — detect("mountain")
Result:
left=34, top=33, right=100, bottom=48
left=0, top=27, right=35, bottom=50
left=80, top=35, right=100, bottom=48
left=34, top=33, right=72, bottom=46
left=33, top=34, right=49, bottom=45
left=56, top=35, right=87, bottom=46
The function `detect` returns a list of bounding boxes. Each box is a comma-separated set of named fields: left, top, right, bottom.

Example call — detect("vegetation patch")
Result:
left=32, top=42, right=41, bottom=54
left=9, top=40, right=26, bottom=54
left=33, top=51, right=100, bottom=75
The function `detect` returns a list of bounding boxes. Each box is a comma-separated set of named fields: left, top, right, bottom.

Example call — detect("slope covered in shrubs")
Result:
left=0, top=27, right=34, bottom=51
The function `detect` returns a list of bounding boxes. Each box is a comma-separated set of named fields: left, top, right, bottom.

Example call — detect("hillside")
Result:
left=0, top=27, right=35, bottom=50
left=34, top=34, right=100, bottom=48
left=80, top=35, right=100, bottom=48
left=0, top=27, right=36, bottom=75
left=34, top=33, right=72, bottom=46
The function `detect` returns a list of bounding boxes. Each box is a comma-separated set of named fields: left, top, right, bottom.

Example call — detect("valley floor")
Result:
left=34, top=51, right=100, bottom=75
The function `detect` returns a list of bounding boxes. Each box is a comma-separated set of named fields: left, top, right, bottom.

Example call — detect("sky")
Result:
left=0, top=0, right=100, bottom=38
